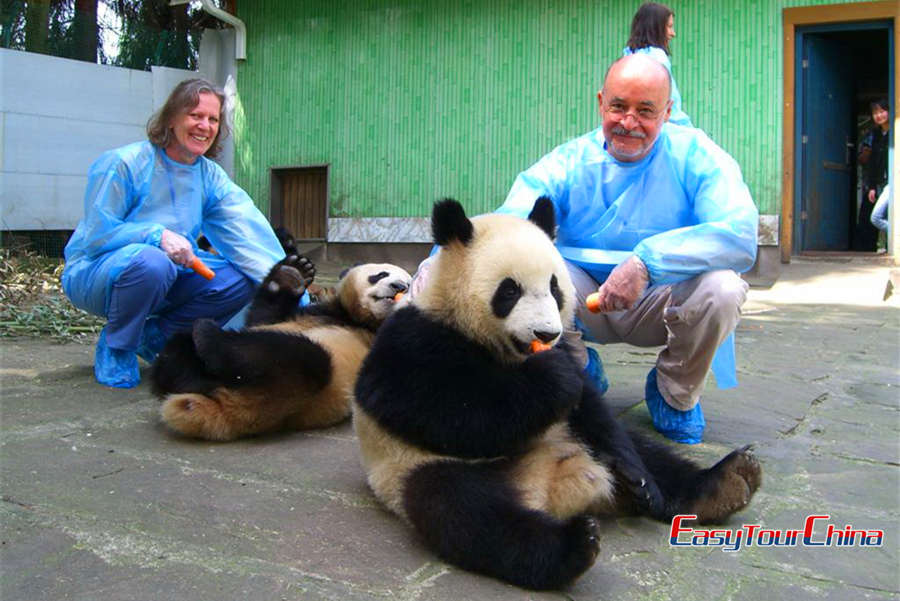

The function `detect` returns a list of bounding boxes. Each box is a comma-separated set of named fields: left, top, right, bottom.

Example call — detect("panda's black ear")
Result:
left=527, top=196, right=557, bottom=240
left=432, top=198, right=474, bottom=247
left=338, top=263, right=361, bottom=280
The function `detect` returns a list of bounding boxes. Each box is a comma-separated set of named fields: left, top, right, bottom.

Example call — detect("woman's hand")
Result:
left=858, top=145, right=871, bottom=165
left=160, top=229, right=196, bottom=266
left=868, top=189, right=877, bottom=203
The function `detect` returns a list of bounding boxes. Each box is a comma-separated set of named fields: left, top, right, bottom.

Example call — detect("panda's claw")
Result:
left=616, top=458, right=665, bottom=518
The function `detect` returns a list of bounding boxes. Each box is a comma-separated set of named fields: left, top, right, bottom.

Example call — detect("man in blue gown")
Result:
left=498, top=54, right=758, bottom=443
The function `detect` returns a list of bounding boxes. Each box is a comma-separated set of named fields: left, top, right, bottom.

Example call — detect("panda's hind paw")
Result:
left=557, top=515, right=600, bottom=585
left=690, top=446, right=762, bottom=523
left=264, top=255, right=316, bottom=298
left=288, top=254, right=317, bottom=287
left=524, top=514, right=599, bottom=589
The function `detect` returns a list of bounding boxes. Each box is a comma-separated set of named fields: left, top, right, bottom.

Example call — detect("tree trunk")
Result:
left=170, top=1, right=191, bottom=69
left=24, top=0, right=51, bottom=54
left=72, top=0, right=98, bottom=62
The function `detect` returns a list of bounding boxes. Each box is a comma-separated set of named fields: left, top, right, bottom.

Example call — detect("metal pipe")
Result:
left=169, top=0, right=246, bottom=60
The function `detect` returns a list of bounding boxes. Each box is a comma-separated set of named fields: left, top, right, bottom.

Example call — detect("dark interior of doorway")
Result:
left=804, top=28, right=889, bottom=254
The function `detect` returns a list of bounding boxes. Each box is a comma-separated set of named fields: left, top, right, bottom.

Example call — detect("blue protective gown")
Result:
left=498, top=123, right=758, bottom=285
left=63, top=141, right=286, bottom=316
left=622, top=46, right=692, bottom=128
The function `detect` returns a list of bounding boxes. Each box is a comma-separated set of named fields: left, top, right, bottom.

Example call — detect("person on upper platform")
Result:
left=497, top=54, right=758, bottom=444
left=62, top=78, right=299, bottom=389
left=622, top=2, right=693, bottom=127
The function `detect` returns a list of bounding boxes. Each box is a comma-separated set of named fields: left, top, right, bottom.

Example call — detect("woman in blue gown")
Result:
left=63, top=78, right=290, bottom=388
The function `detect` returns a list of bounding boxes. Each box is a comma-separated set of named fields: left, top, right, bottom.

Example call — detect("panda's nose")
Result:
left=390, top=281, right=408, bottom=293
left=532, top=329, right=560, bottom=343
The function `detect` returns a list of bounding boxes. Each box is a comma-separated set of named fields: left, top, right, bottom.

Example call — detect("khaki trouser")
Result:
left=565, top=264, right=748, bottom=410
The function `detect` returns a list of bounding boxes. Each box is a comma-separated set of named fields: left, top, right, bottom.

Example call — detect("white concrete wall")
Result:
left=0, top=49, right=197, bottom=230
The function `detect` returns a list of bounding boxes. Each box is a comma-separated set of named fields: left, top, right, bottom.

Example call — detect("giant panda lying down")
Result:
left=151, top=253, right=411, bottom=441
left=352, top=197, right=761, bottom=590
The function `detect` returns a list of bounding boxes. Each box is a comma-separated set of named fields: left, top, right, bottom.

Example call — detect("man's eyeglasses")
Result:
left=603, top=103, right=665, bottom=123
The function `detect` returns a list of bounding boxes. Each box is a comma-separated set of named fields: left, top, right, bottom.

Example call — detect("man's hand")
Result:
left=590, top=255, right=649, bottom=313
left=408, top=254, right=437, bottom=300
left=160, top=229, right=196, bottom=267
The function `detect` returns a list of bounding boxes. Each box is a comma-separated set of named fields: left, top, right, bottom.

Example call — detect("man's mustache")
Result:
left=611, top=126, right=646, bottom=139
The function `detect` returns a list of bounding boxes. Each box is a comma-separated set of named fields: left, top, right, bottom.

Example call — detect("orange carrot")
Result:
left=394, top=291, right=405, bottom=302
left=190, top=257, right=216, bottom=280
left=585, top=292, right=601, bottom=313
left=530, top=339, right=552, bottom=353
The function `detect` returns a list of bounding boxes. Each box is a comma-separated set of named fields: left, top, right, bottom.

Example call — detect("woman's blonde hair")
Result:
left=146, top=78, right=228, bottom=158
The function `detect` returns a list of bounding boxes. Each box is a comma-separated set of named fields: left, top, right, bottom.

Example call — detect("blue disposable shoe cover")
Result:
left=585, top=346, right=610, bottom=395
left=644, top=368, right=704, bottom=444
left=94, top=328, right=140, bottom=389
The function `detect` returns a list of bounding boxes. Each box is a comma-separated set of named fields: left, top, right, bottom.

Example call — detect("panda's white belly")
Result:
left=353, top=408, right=616, bottom=521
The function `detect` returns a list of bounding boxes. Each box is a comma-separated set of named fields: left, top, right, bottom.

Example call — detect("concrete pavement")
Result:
left=1, top=257, right=898, bottom=600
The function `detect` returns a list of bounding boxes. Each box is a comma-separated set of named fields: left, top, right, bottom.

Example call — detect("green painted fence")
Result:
left=234, top=0, right=874, bottom=220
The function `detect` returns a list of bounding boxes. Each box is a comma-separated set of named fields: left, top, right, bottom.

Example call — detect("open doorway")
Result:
left=781, top=1, right=898, bottom=263
left=270, top=165, right=329, bottom=241
left=794, top=23, right=892, bottom=254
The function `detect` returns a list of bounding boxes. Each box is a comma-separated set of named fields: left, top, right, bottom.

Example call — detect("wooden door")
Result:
left=271, top=166, right=328, bottom=241
left=798, top=34, right=855, bottom=251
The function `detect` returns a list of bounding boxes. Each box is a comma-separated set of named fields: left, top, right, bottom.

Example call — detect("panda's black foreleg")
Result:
left=568, top=380, right=667, bottom=520
left=246, top=253, right=317, bottom=327
left=403, top=460, right=599, bottom=590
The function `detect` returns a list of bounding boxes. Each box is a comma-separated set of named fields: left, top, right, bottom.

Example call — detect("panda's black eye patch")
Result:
left=368, top=272, right=390, bottom=285
left=491, top=278, right=522, bottom=318
left=550, top=274, right=564, bottom=311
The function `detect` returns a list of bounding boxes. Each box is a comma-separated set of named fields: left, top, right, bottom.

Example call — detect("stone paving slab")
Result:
left=2, top=258, right=899, bottom=600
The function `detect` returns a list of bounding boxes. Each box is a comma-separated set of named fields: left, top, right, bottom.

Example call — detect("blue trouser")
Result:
left=104, top=246, right=254, bottom=351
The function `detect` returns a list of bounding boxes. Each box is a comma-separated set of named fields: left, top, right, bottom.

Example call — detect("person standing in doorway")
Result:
left=855, top=98, right=890, bottom=251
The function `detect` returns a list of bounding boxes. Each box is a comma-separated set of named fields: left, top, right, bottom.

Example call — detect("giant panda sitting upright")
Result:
left=152, top=253, right=411, bottom=441
left=352, top=197, right=762, bottom=590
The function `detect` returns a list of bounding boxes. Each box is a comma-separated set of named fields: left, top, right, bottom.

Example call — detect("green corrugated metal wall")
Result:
left=235, top=0, right=874, bottom=220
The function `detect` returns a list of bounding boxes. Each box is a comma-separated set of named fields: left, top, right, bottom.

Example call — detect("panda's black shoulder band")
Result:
left=355, top=306, right=585, bottom=459
left=432, top=198, right=474, bottom=247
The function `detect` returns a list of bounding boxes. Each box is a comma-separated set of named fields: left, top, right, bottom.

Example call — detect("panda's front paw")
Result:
left=525, top=348, right=584, bottom=411
left=617, top=459, right=666, bottom=519
left=263, top=255, right=316, bottom=298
